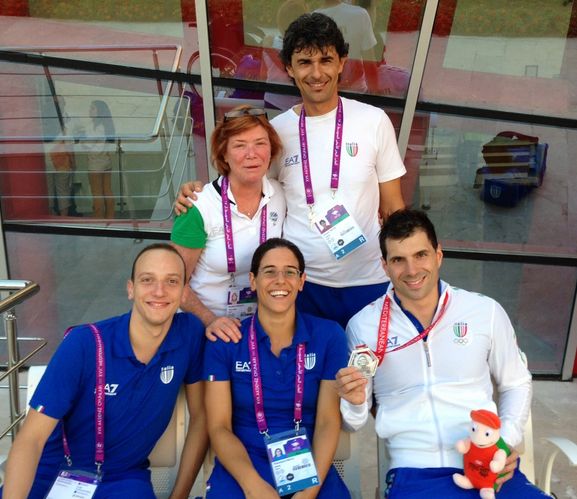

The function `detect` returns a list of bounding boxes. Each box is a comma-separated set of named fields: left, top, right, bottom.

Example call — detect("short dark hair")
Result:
left=130, top=243, right=186, bottom=281
left=280, top=13, right=349, bottom=67
left=250, top=238, right=305, bottom=275
left=379, top=209, right=438, bottom=260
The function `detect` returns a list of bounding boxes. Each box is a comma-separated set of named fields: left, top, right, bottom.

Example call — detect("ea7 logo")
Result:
left=284, top=155, right=299, bottom=167
left=387, top=336, right=399, bottom=348
left=104, top=384, right=119, bottom=396
left=235, top=361, right=251, bottom=373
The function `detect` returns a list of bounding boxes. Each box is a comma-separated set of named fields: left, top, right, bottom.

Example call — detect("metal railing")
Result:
left=1, top=87, right=195, bottom=224
left=0, top=280, right=45, bottom=441
left=0, top=44, right=182, bottom=143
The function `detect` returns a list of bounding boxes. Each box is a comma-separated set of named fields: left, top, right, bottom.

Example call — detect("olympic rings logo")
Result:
left=453, top=337, right=469, bottom=345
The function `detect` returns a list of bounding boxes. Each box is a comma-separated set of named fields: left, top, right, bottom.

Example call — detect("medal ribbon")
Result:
left=375, top=291, right=450, bottom=365
left=298, top=98, right=344, bottom=207
left=62, top=324, right=105, bottom=471
left=221, top=175, right=268, bottom=274
left=248, top=314, right=305, bottom=435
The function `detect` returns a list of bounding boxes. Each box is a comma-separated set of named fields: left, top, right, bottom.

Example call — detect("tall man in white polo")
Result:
left=177, top=13, right=406, bottom=331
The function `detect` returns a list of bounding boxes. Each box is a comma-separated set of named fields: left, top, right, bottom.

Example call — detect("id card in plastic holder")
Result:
left=45, top=469, right=101, bottom=498
left=265, top=428, right=320, bottom=496
left=312, top=199, right=366, bottom=260
left=226, top=286, right=257, bottom=320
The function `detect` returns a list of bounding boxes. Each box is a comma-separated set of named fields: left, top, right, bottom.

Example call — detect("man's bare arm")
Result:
left=3, top=409, right=59, bottom=498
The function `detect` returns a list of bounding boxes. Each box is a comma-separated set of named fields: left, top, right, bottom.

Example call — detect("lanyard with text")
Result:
left=62, top=324, right=105, bottom=474
left=221, top=175, right=267, bottom=275
left=375, top=292, right=450, bottom=366
left=298, top=98, right=344, bottom=210
left=249, top=314, right=305, bottom=437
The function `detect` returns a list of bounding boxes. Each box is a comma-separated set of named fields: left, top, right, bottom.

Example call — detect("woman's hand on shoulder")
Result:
left=174, top=180, right=204, bottom=215
left=336, top=366, right=368, bottom=406
left=206, top=316, right=242, bottom=343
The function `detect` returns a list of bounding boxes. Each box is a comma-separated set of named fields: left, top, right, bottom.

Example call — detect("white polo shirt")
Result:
left=270, top=97, right=406, bottom=288
left=171, top=176, right=285, bottom=317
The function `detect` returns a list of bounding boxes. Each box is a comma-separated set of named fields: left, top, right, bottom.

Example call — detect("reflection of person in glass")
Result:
left=86, top=100, right=115, bottom=219
left=262, top=0, right=309, bottom=110
left=203, top=238, right=350, bottom=498
left=315, top=0, right=377, bottom=92
left=47, top=96, right=75, bottom=217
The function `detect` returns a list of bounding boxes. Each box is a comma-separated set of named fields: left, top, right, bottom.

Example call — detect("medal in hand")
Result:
left=348, top=345, right=378, bottom=378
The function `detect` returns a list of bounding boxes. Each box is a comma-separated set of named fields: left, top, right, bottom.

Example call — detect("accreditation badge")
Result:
left=348, top=345, right=378, bottom=378
left=226, top=285, right=257, bottom=320
left=45, top=469, right=101, bottom=498
left=265, top=428, right=320, bottom=496
left=311, top=196, right=366, bottom=260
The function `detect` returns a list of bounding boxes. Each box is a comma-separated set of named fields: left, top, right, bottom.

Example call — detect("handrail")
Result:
left=0, top=281, right=40, bottom=314
left=0, top=340, right=48, bottom=383
left=1, top=280, right=45, bottom=441
left=0, top=43, right=182, bottom=143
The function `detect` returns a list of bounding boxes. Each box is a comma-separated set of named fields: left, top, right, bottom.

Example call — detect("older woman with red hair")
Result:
left=171, top=106, right=286, bottom=341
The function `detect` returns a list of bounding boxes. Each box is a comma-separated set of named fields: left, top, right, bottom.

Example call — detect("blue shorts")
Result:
left=0, top=472, right=155, bottom=499
left=206, top=456, right=350, bottom=498
left=384, top=466, right=549, bottom=498
left=297, top=281, right=389, bottom=329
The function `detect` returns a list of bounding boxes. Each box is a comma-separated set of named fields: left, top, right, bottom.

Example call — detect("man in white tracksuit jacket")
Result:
left=336, top=209, right=548, bottom=498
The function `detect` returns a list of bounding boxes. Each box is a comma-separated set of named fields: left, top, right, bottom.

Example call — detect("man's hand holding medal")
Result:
left=335, top=344, right=378, bottom=406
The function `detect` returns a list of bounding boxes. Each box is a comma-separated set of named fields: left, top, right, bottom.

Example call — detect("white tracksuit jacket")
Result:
left=340, top=281, right=532, bottom=470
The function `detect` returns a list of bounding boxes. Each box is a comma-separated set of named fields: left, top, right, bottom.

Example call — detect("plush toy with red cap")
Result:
left=453, top=409, right=510, bottom=499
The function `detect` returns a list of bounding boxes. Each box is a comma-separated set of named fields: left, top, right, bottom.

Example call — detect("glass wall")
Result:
left=422, top=0, right=577, bottom=119
left=206, top=0, right=425, bottom=99
left=0, top=1, right=208, bottom=228
left=0, top=63, right=200, bottom=227
left=0, top=232, right=162, bottom=364
left=1, top=0, right=575, bottom=375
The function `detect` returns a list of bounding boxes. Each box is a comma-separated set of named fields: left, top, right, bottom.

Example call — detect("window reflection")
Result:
left=423, top=0, right=577, bottom=118
left=404, top=112, right=577, bottom=256
left=0, top=61, right=203, bottom=226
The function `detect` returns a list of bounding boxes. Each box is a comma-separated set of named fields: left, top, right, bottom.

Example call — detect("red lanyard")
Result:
left=221, top=175, right=267, bottom=274
left=375, top=291, right=450, bottom=365
left=248, top=314, right=305, bottom=437
left=62, top=324, right=105, bottom=474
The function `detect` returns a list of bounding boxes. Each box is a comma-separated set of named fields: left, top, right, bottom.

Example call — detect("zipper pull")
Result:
left=423, top=341, right=432, bottom=367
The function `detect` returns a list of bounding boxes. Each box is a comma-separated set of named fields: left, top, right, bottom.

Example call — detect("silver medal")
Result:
left=348, top=346, right=378, bottom=378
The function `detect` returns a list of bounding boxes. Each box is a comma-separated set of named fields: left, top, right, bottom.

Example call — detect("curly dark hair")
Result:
left=280, top=13, right=349, bottom=67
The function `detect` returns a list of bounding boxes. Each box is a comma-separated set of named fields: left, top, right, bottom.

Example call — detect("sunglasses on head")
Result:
left=223, top=108, right=268, bottom=122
